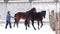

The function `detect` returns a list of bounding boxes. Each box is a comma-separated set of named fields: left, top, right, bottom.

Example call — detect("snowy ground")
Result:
left=0, top=22, right=56, bottom=34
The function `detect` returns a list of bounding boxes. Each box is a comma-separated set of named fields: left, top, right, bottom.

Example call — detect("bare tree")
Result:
left=4, top=0, right=9, bottom=12
left=4, top=0, right=9, bottom=3
left=54, top=0, right=58, bottom=12
left=29, top=0, right=36, bottom=3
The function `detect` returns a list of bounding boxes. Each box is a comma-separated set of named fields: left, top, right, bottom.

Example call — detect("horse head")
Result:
left=41, top=10, right=46, bottom=18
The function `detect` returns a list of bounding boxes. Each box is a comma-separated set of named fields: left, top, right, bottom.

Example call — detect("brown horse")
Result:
left=14, top=7, right=37, bottom=27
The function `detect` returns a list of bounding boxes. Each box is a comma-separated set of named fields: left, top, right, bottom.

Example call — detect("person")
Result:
left=5, top=11, right=14, bottom=29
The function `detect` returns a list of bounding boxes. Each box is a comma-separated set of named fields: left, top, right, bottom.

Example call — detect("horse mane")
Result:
left=29, top=7, right=36, bottom=13
left=31, top=8, right=36, bottom=11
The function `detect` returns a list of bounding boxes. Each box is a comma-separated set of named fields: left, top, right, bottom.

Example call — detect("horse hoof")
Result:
left=53, top=29, right=55, bottom=31
left=26, top=29, right=27, bottom=30
left=40, top=26, right=43, bottom=28
left=17, top=26, right=19, bottom=28
left=26, top=28, right=27, bottom=30
left=38, top=28, right=40, bottom=30
left=28, top=25, right=30, bottom=28
left=38, top=27, right=40, bottom=29
left=5, top=27, right=7, bottom=29
left=34, top=29, right=36, bottom=30
left=34, top=28, right=36, bottom=30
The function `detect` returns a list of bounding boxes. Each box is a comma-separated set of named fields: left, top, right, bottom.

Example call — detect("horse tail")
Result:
left=14, top=14, right=17, bottom=22
left=14, top=14, right=18, bottom=27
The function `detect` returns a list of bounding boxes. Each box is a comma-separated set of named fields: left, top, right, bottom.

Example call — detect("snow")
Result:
left=0, top=22, right=56, bottom=34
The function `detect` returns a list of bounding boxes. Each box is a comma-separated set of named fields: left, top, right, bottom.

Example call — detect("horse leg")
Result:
left=14, top=22, right=15, bottom=27
left=25, top=19, right=28, bottom=30
left=38, top=21, right=40, bottom=29
left=28, top=23, right=30, bottom=27
left=14, top=20, right=18, bottom=28
left=14, top=14, right=16, bottom=27
left=16, top=17, right=20, bottom=28
left=32, top=20, right=36, bottom=30
left=16, top=21, right=18, bottom=28
left=14, top=18, right=16, bottom=27
left=40, top=20, right=43, bottom=28
left=14, top=18, right=19, bottom=28
left=28, top=20, right=30, bottom=27
left=16, top=20, right=19, bottom=28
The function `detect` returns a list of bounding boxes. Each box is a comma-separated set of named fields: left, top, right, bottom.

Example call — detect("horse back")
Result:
left=15, top=12, right=26, bottom=19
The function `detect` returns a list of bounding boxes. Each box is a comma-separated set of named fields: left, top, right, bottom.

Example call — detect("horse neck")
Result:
left=41, top=12, right=46, bottom=18
left=43, top=13, right=46, bottom=18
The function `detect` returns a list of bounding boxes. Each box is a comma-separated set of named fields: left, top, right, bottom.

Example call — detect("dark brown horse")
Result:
left=25, top=11, right=46, bottom=30
left=14, top=8, right=37, bottom=27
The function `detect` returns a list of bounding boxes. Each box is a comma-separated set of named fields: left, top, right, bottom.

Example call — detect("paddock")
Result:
left=0, top=0, right=60, bottom=34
